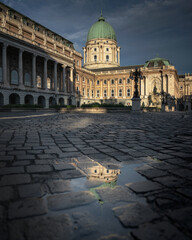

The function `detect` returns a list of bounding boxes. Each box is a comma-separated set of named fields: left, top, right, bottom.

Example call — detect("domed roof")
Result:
left=87, top=13, right=117, bottom=42
left=144, top=57, right=171, bottom=68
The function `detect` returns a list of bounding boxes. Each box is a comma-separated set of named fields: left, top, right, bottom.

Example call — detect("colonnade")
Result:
left=0, top=42, right=74, bottom=94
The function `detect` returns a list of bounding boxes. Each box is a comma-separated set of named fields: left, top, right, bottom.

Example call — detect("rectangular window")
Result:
left=87, top=89, right=89, bottom=97
left=127, top=89, right=130, bottom=96
left=83, top=88, right=85, bottom=96
left=104, top=89, right=107, bottom=97
left=111, top=89, right=114, bottom=97
left=92, top=90, right=94, bottom=97
left=97, top=90, right=100, bottom=97
left=119, top=89, right=122, bottom=97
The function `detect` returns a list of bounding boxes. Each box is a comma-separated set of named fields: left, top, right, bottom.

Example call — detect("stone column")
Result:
left=19, top=49, right=24, bottom=87
left=32, top=53, right=36, bottom=88
left=141, top=78, right=144, bottom=96
left=62, top=66, right=66, bottom=92
left=123, top=78, right=126, bottom=98
left=161, top=72, right=163, bottom=93
left=70, top=67, right=73, bottom=93
left=102, top=46, right=104, bottom=62
left=115, top=79, right=118, bottom=98
left=101, top=79, right=103, bottom=98
left=108, top=79, right=110, bottom=98
left=83, top=48, right=86, bottom=64
left=54, top=61, right=57, bottom=91
left=44, top=58, right=47, bottom=89
left=87, top=48, right=89, bottom=63
left=2, top=43, right=7, bottom=84
left=166, top=75, right=168, bottom=93
left=118, top=49, right=120, bottom=65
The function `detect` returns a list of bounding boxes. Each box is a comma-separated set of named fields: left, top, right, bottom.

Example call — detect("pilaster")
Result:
left=2, top=43, right=8, bottom=85
left=19, top=49, right=24, bottom=88
left=54, top=61, right=57, bottom=91
left=44, top=58, right=47, bottom=89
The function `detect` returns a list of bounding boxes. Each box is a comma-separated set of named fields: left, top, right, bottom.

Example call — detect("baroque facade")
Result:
left=0, top=3, right=191, bottom=109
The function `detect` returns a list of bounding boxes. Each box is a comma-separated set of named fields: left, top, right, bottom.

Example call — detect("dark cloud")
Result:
left=2, top=0, right=192, bottom=74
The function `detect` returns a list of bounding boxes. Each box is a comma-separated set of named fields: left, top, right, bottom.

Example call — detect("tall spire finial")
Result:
left=98, top=9, right=105, bottom=21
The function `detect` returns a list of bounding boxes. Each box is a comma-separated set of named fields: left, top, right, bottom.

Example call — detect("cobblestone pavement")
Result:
left=0, top=111, right=192, bottom=240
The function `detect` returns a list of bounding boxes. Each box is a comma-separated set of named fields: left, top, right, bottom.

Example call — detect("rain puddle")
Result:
left=67, top=157, right=147, bottom=239
left=70, top=157, right=146, bottom=193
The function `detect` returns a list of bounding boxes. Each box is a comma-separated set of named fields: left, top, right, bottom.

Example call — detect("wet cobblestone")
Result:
left=0, top=111, right=192, bottom=239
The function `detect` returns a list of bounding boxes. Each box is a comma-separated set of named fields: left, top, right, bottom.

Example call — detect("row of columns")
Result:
left=1, top=42, right=74, bottom=94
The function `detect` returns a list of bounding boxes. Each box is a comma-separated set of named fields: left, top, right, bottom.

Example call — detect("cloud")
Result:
left=1, top=0, right=191, bottom=74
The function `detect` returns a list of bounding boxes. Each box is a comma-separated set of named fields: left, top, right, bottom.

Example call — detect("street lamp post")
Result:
left=130, top=68, right=143, bottom=111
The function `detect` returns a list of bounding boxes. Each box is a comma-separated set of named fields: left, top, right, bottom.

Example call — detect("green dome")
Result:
left=144, top=57, right=171, bottom=68
left=87, top=14, right=117, bottom=42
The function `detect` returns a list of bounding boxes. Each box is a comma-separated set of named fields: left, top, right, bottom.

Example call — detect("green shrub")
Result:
left=81, top=102, right=129, bottom=108
left=66, top=105, right=76, bottom=109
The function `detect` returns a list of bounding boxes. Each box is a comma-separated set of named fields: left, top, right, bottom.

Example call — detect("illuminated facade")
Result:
left=0, top=3, right=191, bottom=109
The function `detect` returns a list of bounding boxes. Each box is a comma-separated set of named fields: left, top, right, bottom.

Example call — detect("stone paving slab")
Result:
left=113, top=202, right=160, bottom=227
left=126, top=180, right=163, bottom=193
left=8, top=197, right=47, bottom=219
left=47, top=191, right=96, bottom=210
left=131, top=221, right=190, bottom=240
left=96, top=185, right=139, bottom=203
left=8, top=213, right=72, bottom=240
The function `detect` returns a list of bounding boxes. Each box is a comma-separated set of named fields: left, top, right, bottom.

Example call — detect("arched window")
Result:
left=24, top=73, right=31, bottom=86
left=11, top=70, right=19, bottom=85
left=104, top=80, right=107, bottom=85
left=119, top=79, right=122, bottom=84
left=119, top=89, right=122, bottom=97
left=127, top=89, right=130, bottom=96
left=127, top=78, right=130, bottom=84
left=94, top=55, right=97, bottom=62
left=106, top=55, right=109, bottom=62
left=111, top=79, right=114, bottom=84
left=97, top=80, right=100, bottom=85
left=0, top=67, right=2, bottom=82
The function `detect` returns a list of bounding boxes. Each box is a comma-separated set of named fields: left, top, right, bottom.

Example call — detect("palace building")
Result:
left=0, top=2, right=191, bottom=109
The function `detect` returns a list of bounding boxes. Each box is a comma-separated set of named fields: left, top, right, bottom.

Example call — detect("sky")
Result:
left=2, top=0, right=192, bottom=74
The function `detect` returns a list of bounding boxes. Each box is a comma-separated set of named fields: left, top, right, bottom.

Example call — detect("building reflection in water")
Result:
left=72, top=157, right=121, bottom=204
left=73, top=157, right=121, bottom=183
